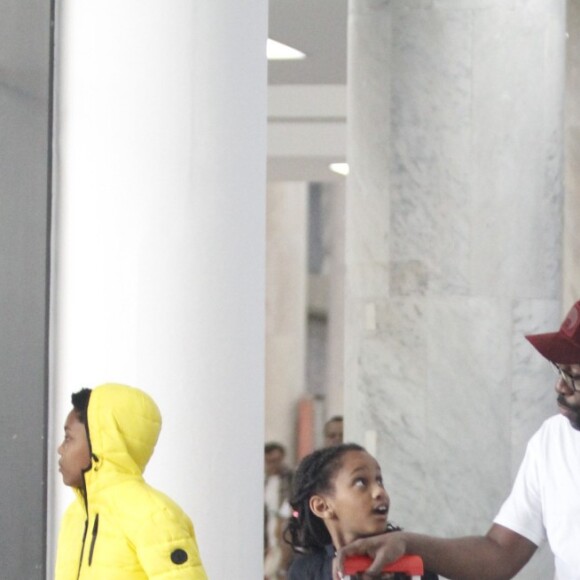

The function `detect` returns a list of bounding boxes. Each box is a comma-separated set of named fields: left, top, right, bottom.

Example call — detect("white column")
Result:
left=347, top=1, right=565, bottom=578
left=49, top=2, right=267, bottom=579
left=266, top=182, right=308, bottom=462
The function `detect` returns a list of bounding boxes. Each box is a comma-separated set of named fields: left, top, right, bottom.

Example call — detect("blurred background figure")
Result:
left=323, top=415, right=343, bottom=447
left=264, top=442, right=294, bottom=579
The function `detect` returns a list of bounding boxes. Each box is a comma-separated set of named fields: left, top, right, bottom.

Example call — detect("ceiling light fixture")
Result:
left=329, top=162, right=349, bottom=176
left=267, top=38, right=306, bottom=60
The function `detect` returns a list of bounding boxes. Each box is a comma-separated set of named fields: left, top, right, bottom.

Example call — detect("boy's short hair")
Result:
left=265, top=442, right=286, bottom=455
left=71, top=388, right=92, bottom=424
left=324, top=415, right=343, bottom=426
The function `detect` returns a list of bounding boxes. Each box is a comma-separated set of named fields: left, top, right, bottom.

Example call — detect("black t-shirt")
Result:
left=287, top=546, right=333, bottom=580
left=287, top=545, right=439, bottom=580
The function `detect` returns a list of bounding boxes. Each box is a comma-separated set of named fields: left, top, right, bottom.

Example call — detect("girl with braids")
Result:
left=285, top=443, right=438, bottom=580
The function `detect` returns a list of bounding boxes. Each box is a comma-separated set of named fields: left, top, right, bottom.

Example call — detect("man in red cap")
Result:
left=334, top=302, right=580, bottom=580
left=526, top=301, right=580, bottom=429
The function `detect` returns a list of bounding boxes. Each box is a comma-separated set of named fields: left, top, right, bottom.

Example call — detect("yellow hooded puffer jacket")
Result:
left=55, top=383, right=207, bottom=580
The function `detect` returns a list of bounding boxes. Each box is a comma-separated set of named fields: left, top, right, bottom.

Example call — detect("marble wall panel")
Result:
left=511, top=300, right=560, bottom=470
left=352, top=297, right=516, bottom=534
left=390, top=0, right=434, bottom=10
left=470, top=5, right=564, bottom=298
left=348, top=298, right=429, bottom=525
left=564, top=0, right=580, bottom=308
left=390, top=8, right=472, bottom=296
left=347, top=1, right=393, bottom=301
left=434, top=0, right=515, bottom=10
left=421, top=298, right=513, bottom=532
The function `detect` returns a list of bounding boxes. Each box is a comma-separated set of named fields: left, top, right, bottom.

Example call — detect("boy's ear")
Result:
left=309, top=494, right=334, bottom=520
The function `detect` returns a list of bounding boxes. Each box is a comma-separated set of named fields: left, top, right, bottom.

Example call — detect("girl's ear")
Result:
left=309, top=494, right=335, bottom=520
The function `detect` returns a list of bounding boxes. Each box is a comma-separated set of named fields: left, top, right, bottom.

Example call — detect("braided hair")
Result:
left=285, top=443, right=365, bottom=553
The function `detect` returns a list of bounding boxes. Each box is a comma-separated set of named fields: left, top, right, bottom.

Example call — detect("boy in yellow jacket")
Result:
left=55, top=383, right=207, bottom=579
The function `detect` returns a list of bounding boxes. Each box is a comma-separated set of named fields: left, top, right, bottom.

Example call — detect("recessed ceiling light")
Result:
left=329, top=162, right=349, bottom=176
left=267, top=38, right=306, bottom=60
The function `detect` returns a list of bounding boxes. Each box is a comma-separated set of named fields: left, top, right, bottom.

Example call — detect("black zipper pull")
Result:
left=88, top=514, right=99, bottom=566
left=76, top=519, right=89, bottom=580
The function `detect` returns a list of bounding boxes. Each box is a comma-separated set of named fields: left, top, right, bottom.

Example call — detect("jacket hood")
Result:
left=86, top=383, right=162, bottom=481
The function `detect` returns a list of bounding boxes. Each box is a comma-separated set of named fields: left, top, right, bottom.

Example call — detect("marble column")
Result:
left=346, top=1, right=565, bottom=578
left=49, top=1, right=267, bottom=578
left=266, top=182, right=308, bottom=462
left=564, top=0, right=580, bottom=308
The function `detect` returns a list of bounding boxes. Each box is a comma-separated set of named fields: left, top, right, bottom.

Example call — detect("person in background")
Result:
left=335, top=300, right=580, bottom=580
left=265, top=442, right=294, bottom=579
left=323, top=416, right=344, bottom=448
left=55, top=383, right=207, bottom=579
left=285, top=443, right=438, bottom=580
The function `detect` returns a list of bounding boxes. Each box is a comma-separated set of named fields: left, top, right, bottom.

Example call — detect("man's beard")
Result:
left=557, top=395, right=580, bottom=430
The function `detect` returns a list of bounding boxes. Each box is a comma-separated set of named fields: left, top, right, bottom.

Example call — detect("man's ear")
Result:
left=309, top=494, right=335, bottom=520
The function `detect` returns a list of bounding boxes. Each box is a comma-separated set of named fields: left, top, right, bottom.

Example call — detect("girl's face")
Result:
left=319, top=450, right=390, bottom=547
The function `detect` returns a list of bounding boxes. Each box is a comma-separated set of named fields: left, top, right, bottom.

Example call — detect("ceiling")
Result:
left=267, top=0, right=348, bottom=182
left=268, top=0, right=348, bottom=85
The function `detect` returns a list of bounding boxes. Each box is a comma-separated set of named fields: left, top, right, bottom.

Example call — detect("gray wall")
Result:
left=0, top=0, right=53, bottom=577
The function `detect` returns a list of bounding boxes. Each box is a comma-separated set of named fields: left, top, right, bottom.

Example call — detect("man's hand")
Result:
left=332, top=532, right=406, bottom=579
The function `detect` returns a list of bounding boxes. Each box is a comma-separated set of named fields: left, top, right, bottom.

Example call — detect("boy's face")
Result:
left=324, top=419, right=344, bottom=447
left=58, top=409, right=91, bottom=488
left=265, top=449, right=285, bottom=476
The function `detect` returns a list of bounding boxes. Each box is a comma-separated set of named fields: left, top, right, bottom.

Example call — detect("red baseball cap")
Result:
left=526, top=301, right=580, bottom=364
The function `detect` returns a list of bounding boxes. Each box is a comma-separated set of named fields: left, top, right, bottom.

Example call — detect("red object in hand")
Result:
left=343, top=554, right=424, bottom=575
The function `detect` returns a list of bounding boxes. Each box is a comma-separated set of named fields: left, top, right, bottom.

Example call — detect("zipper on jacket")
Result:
left=88, top=514, right=99, bottom=566
left=76, top=519, right=89, bottom=580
